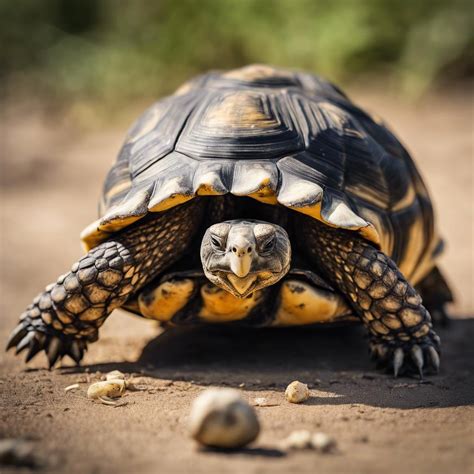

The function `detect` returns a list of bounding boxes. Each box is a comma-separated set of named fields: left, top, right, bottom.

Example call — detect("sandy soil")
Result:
left=1, top=89, right=473, bottom=473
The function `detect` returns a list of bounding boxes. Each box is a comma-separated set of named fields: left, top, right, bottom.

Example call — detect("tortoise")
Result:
left=7, top=64, right=453, bottom=377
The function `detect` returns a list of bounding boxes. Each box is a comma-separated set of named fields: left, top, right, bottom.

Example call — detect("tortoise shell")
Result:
left=81, top=64, right=440, bottom=285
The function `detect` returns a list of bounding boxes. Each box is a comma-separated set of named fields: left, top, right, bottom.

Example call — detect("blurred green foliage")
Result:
left=1, top=0, right=473, bottom=106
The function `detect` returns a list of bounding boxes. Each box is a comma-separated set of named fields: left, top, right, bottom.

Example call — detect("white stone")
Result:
left=285, top=381, right=310, bottom=403
left=189, top=388, right=260, bottom=448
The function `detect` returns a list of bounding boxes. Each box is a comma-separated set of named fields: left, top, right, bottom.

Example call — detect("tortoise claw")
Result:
left=6, top=322, right=28, bottom=351
left=427, top=346, right=440, bottom=374
left=6, top=319, right=87, bottom=367
left=47, top=338, right=62, bottom=369
left=393, top=348, right=404, bottom=378
left=25, top=337, right=42, bottom=363
left=67, top=340, right=82, bottom=365
left=371, top=332, right=440, bottom=378
left=15, top=331, right=36, bottom=355
left=410, top=345, right=424, bottom=380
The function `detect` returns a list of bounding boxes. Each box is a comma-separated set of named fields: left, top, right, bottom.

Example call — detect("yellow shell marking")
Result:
left=402, top=222, right=439, bottom=286
left=148, top=194, right=193, bottom=213
left=204, top=92, right=278, bottom=130
left=195, top=183, right=226, bottom=196
left=273, top=280, right=351, bottom=326
left=398, top=216, right=425, bottom=282
left=198, top=284, right=264, bottom=322
left=248, top=188, right=279, bottom=205
left=390, top=184, right=417, bottom=212
left=241, top=176, right=278, bottom=205
left=138, top=279, right=195, bottom=321
left=223, top=64, right=291, bottom=81
left=194, top=171, right=228, bottom=196
left=147, top=176, right=195, bottom=212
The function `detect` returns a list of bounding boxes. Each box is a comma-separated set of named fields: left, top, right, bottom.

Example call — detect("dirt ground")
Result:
left=1, top=89, right=473, bottom=473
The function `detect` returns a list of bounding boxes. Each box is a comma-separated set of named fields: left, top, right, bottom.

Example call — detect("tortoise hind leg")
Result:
left=6, top=201, right=205, bottom=367
left=415, top=266, right=453, bottom=326
left=301, top=217, right=441, bottom=378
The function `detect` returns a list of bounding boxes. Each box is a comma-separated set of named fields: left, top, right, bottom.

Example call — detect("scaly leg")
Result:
left=7, top=200, right=204, bottom=367
left=301, top=217, right=440, bottom=377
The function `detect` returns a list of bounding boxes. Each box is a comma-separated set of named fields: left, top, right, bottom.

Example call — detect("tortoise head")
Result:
left=200, top=220, right=291, bottom=298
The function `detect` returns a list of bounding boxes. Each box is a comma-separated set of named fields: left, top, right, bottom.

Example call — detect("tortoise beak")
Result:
left=227, top=273, right=257, bottom=296
left=229, top=252, right=252, bottom=278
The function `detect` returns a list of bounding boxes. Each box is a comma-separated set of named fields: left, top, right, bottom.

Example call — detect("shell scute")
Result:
left=219, top=64, right=300, bottom=88
left=321, top=193, right=370, bottom=230
left=99, top=183, right=155, bottom=231
left=175, top=89, right=304, bottom=160
left=193, top=160, right=234, bottom=195
left=129, top=94, right=199, bottom=178
left=231, top=161, right=279, bottom=201
left=276, top=156, right=324, bottom=208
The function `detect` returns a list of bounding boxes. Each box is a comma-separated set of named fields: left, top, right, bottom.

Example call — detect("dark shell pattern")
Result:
left=81, top=65, right=440, bottom=285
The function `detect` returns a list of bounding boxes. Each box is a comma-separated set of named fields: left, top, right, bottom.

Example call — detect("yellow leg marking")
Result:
left=138, top=279, right=194, bottom=321
left=199, top=284, right=264, bottom=323
left=273, top=280, right=351, bottom=326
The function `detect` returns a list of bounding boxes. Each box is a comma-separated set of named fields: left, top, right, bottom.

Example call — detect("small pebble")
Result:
left=253, top=397, right=279, bottom=407
left=87, top=380, right=126, bottom=400
left=311, top=432, right=336, bottom=452
left=105, top=370, right=125, bottom=381
left=285, top=381, right=310, bottom=403
left=189, top=388, right=260, bottom=449
left=281, top=430, right=337, bottom=453
left=281, top=430, right=313, bottom=450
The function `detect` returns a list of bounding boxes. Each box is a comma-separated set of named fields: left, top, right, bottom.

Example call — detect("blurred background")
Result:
left=2, top=0, right=473, bottom=111
left=1, top=0, right=473, bottom=325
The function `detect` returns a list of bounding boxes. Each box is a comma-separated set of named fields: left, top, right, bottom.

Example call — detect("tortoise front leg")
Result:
left=302, top=218, right=440, bottom=377
left=6, top=201, right=204, bottom=367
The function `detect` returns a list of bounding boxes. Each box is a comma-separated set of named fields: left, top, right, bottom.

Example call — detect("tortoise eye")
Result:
left=261, top=236, right=275, bottom=253
left=210, top=235, right=224, bottom=250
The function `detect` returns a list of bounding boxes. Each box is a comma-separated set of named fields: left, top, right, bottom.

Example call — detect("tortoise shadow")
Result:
left=197, top=446, right=286, bottom=458
left=74, top=318, right=474, bottom=410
